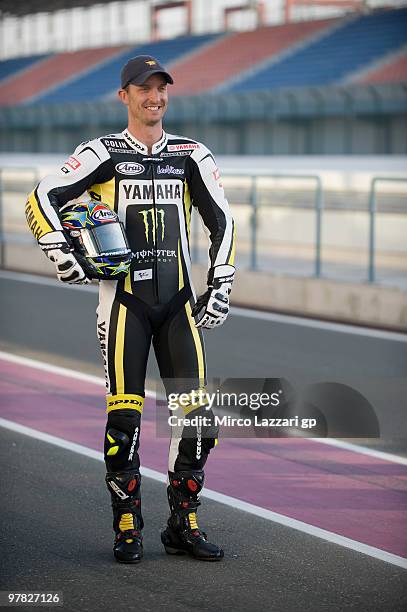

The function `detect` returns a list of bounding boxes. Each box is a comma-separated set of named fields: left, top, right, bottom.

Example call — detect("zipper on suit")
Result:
left=151, top=164, right=159, bottom=304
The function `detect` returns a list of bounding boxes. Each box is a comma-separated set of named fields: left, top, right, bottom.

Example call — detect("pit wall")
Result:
left=3, top=241, right=406, bottom=329
left=191, top=264, right=407, bottom=330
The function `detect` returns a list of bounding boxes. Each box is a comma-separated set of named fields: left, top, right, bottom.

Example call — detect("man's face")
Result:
left=119, top=74, right=168, bottom=127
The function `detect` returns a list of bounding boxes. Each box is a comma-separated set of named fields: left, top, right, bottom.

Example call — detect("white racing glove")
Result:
left=38, top=230, right=90, bottom=284
left=192, top=264, right=235, bottom=329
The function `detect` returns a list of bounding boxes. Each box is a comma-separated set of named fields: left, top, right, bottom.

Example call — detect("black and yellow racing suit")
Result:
left=26, top=128, right=235, bottom=476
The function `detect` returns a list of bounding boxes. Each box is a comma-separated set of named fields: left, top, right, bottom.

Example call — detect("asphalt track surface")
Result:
left=0, top=271, right=406, bottom=451
left=1, top=272, right=407, bottom=611
left=1, top=427, right=407, bottom=612
left=2, top=354, right=407, bottom=556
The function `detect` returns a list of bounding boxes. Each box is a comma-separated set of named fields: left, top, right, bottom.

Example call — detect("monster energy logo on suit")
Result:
left=139, top=208, right=165, bottom=242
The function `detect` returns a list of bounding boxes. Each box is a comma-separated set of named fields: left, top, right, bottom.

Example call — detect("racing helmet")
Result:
left=60, top=200, right=132, bottom=280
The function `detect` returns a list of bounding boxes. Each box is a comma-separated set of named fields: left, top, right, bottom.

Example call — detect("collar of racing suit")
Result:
left=122, top=129, right=168, bottom=155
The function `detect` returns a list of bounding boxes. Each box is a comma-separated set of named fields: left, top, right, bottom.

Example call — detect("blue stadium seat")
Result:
left=0, top=54, right=50, bottom=82
left=228, top=8, right=407, bottom=92
left=34, top=33, right=220, bottom=103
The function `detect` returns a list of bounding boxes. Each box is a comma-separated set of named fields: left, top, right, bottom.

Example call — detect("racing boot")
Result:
left=106, top=470, right=143, bottom=563
left=161, top=470, right=224, bottom=561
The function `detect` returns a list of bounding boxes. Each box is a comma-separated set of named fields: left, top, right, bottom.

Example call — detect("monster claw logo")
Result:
left=139, top=208, right=165, bottom=243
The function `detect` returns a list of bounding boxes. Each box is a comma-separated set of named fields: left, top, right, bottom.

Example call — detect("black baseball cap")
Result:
left=121, top=55, right=174, bottom=88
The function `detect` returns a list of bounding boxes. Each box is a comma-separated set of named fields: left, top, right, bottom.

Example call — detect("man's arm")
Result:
left=26, top=139, right=114, bottom=283
left=26, top=139, right=113, bottom=240
left=187, top=144, right=236, bottom=328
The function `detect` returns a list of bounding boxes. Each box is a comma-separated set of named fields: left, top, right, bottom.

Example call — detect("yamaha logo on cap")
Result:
left=116, top=162, right=145, bottom=175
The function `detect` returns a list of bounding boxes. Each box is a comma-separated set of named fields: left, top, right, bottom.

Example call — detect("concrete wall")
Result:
left=3, top=241, right=406, bottom=330
left=213, top=266, right=407, bottom=330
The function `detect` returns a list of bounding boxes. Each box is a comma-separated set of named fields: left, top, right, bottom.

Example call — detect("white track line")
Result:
left=0, top=349, right=106, bottom=386
left=0, top=418, right=166, bottom=481
left=231, top=305, right=407, bottom=342
left=0, top=416, right=406, bottom=570
left=0, top=269, right=98, bottom=292
left=1, top=269, right=406, bottom=341
left=312, top=437, right=407, bottom=465
left=1, top=349, right=406, bottom=466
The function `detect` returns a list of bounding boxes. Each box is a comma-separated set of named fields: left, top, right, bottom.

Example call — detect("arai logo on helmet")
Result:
left=116, top=162, right=145, bottom=175
left=92, top=208, right=116, bottom=222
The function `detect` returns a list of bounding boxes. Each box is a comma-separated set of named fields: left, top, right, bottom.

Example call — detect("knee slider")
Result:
left=105, top=409, right=141, bottom=470
left=105, top=428, right=129, bottom=458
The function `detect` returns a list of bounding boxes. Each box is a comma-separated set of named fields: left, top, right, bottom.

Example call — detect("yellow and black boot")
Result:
left=161, top=470, right=224, bottom=561
left=106, top=471, right=143, bottom=563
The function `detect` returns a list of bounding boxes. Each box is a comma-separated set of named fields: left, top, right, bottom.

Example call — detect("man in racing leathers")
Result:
left=26, top=55, right=235, bottom=563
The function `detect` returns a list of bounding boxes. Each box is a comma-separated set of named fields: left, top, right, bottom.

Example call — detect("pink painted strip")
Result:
left=1, top=358, right=406, bottom=557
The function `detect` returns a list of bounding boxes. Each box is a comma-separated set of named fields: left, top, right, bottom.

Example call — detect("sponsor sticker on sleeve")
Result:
left=167, top=143, right=200, bottom=152
left=61, top=156, right=81, bottom=174
left=66, top=156, right=81, bottom=170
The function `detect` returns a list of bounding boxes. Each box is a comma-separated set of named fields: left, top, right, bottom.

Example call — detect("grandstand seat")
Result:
left=170, top=19, right=334, bottom=96
left=0, top=54, right=50, bottom=83
left=227, top=8, right=407, bottom=92
left=1, top=8, right=406, bottom=106
left=32, top=33, right=220, bottom=104
left=0, top=47, right=128, bottom=106
left=359, top=51, right=407, bottom=84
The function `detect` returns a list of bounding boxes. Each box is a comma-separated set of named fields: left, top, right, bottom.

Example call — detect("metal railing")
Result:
left=245, top=173, right=323, bottom=277
left=191, top=170, right=406, bottom=286
left=368, top=176, right=407, bottom=283
left=0, top=167, right=406, bottom=287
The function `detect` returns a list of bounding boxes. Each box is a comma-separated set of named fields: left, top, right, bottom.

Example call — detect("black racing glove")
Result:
left=192, top=264, right=235, bottom=329
left=38, top=230, right=90, bottom=284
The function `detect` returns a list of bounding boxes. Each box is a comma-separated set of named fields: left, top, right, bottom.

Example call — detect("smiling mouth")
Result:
left=145, top=106, right=161, bottom=111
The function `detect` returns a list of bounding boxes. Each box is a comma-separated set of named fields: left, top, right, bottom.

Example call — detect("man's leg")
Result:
left=98, top=283, right=151, bottom=563
left=153, top=292, right=223, bottom=560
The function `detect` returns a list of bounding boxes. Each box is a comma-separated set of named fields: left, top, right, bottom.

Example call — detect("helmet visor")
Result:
left=81, top=222, right=130, bottom=258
